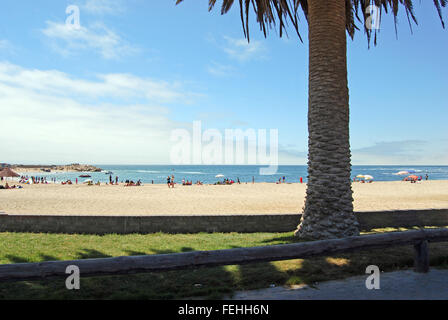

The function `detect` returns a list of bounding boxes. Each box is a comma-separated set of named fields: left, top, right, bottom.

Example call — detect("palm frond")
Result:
left=176, top=0, right=446, bottom=46
left=433, top=0, right=447, bottom=28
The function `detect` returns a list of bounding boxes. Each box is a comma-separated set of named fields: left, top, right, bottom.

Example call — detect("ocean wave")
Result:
left=136, top=170, right=160, bottom=173
left=177, top=171, right=204, bottom=174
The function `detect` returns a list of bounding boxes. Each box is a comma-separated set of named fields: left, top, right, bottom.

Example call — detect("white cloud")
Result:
left=0, top=40, right=11, bottom=49
left=352, top=140, right=448, bottom=165
left=0, top=62, right=194, bottom=103
left=42, top=21, right=138, bottom=59
left=278, top=144, right=307, bottom=165
left=0, top=62, right=197, bottom=164
left=222, top=36, right=266, bottom=62
left=207, top=62, right=237, bottom=77
left=0, top=40, right=14, bottom=53
left=82, top=0, right=125, bottom=15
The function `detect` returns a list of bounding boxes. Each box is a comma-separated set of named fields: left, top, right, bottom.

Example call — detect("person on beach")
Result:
left=425, top=174, right=429, bottom=180
left=167, top=176, right=171, bottom=188
left=171, top=175, right=175, bottom=188
left=300, top=177, right=303, bottom=184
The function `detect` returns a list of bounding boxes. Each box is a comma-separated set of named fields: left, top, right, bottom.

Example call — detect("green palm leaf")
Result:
left=176, top=0, right=446, bottom=45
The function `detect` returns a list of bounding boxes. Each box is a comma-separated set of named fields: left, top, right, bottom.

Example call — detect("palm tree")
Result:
left=176, top=0, right=446, bottom=240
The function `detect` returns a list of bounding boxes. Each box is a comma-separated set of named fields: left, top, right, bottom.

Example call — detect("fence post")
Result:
left=414, top=240, right=429, bottom=273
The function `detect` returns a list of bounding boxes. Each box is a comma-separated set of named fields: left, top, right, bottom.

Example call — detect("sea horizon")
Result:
left=11, top=164, right=448, bottom=184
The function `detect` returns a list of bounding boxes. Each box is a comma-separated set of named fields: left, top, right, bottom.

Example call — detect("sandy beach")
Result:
left=0, top=180, right=447, bottom=215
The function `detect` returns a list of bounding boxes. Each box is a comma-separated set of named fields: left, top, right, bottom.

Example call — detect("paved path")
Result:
left=228, top=269, right=448, bottom=300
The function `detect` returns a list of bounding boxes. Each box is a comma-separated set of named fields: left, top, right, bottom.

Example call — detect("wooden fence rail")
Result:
left=1, top=228, right=448, bottom=282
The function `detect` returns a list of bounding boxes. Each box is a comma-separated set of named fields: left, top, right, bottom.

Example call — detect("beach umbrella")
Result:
left=215, top=174, right=225, bottom=178
left=356, top=174, right=365, bottom=178
left=0, top=168, right=20, bottom=178
left=406, top=175, right=419, bottom=181
left=83, top=179, right=93, bottom=183
left=364, top=175, right=373, bottom=180
left=396, top=171, right=409, bottom=175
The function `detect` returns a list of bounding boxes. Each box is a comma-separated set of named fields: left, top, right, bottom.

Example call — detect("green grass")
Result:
left=0, top=228, right=447, bottom=299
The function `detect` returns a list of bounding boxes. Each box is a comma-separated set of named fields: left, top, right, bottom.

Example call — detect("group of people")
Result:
left=404, top=174, right=429, bottom=183
left=109, top=175, right=119, bottom=185
left=169, top=175, right=207, bottom=187
left=215, top=178, right=236, bottom=185
left=177, top=176, right=305, bottom=186
left=19, top=175, right=51, bottom=184
left=0, top=182, right=23, bottom=189
left=58, top=175, right=122, bottom=186
left=125, top=180, right=142, bottom=187
left=276, top=176, right=304, bottom=184
left=277, top=176, right=287, bottom=184
left=357, top=179, right=373, bottom=183
left=166, top=175, right=175, bottom=188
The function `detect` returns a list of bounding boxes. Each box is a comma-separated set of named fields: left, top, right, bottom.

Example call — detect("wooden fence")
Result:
left=1, top=228, right=448, bottom=282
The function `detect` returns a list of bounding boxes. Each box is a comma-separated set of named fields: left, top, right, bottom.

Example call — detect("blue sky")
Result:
left=0, top=0, right=447, bottom=165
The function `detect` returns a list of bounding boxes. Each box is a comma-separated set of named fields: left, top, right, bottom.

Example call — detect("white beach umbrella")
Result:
left=83, top=179, right=93, bottom=183
left=215, top=174, right=225, bottom=178
left=396, top=171, right=409, bottom=175
left=364, top=175, right=374, bottom=180
left=356, top=174, right=365, bottom=178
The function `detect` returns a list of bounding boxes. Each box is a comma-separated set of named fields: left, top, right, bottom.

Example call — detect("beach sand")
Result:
left=0, top=180, right=447, bottom=216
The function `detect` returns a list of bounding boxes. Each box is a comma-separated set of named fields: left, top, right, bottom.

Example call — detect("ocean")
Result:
left=18, top=165, right=448, bottom=184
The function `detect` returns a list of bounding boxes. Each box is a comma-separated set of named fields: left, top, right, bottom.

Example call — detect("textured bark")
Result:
left=295, top=0, right=359, bottom=239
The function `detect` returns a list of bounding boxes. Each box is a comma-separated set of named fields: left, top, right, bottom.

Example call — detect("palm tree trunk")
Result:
left=295, top=0, right=359, bottom=239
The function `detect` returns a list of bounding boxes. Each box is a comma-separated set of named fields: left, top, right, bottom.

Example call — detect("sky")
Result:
left=0, top=0, right=447, bottom=165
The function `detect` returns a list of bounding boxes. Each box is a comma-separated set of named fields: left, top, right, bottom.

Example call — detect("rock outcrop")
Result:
left=12, top=164, right=102, bottom=172
left=54, top=164, right=102, bottom=172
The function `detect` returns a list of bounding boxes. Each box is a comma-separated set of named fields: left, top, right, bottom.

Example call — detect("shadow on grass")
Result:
left=0, top=246, right=237, bottom=300
left=76, top=249, right=112, bottom=259
left=39, top=254, right=59, bottom=261
left=4, top=254, right=60, bottom=264
left=4, top=255, right=31, bottom=264
left=124, top=247, right=194, bottom=257
left=1, top=239, right=447, bottom=300
left=261, top=234, right=299, bottom=244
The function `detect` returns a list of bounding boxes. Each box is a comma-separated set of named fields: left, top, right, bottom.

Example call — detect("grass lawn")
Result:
left=0, top=227, right=447, bottom=299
